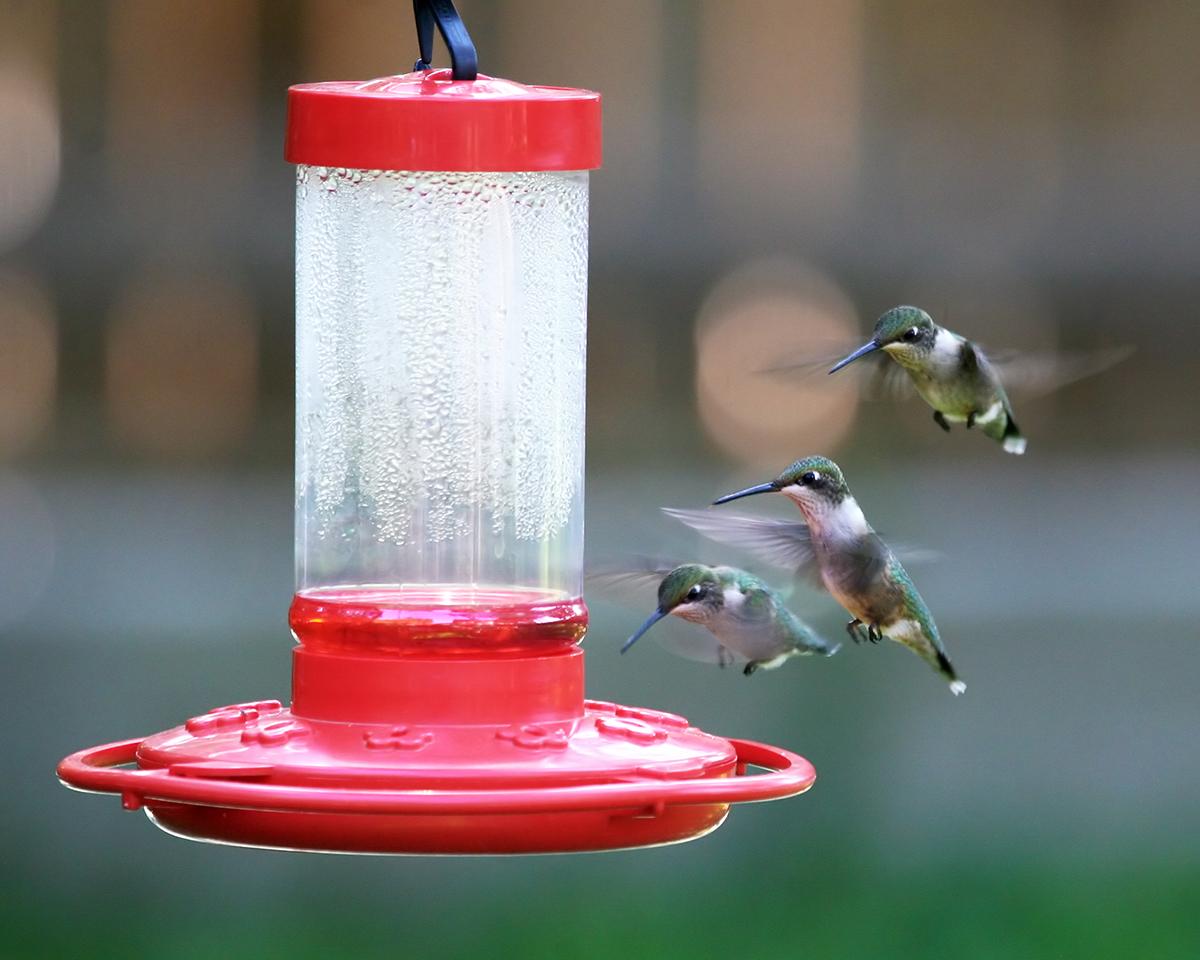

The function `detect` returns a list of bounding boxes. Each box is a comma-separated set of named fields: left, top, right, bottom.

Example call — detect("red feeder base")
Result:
left=58, top=647, right=816, bottom=854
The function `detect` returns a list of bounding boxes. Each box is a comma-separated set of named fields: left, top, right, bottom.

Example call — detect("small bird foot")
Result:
left=743, top=662, right=758, bottom=677
left=966, top=411, right=977, bottom=429
left=867, top=624, right=883, bottom=644
left=845, top=619, right=867, bottom=644
left=933, top=411, right=951, bottom=432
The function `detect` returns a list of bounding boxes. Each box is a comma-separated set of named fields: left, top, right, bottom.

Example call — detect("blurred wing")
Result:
left=756, top=340, right=852, bottom=378
left=758, top=341, right=916, bottom=401
left=654, top=622, right=750, bottom=669
left=860, top=358, right=918, bottom=401
left=984, top=345, right=1134, bottom=399
left=886, top=543, right=942, bottom=565
left=663, top=507, right=824, bottom=586
left=664, top=507, right=938, bottom=586
left=586, top=555, right=675, bottom=598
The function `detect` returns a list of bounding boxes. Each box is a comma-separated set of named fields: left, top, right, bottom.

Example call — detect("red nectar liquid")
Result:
left=289, top=585, right=588, bottom=657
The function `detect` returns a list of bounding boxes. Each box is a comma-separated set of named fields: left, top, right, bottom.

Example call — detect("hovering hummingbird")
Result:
left=770, top=305, right=1131, bottom=455
left=614, top=561, right=839, bottom=676
left=828, top=306, right=1027, bottom=453
left=694, top=456, right=965, bottom=694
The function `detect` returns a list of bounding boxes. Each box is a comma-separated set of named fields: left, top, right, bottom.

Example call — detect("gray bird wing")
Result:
left=758, top=342, right=915, bottom=401
left=585, top=555, right=677, bottom=596
left=983, top=344, right=1134, bottom=399
left=861, top=360, right=920, bottom=401
left=754, top=338, right=850, bottom=378
left=656, top=630, right=749, bottom=668
left=762, top=338, right=1133, bottom=402
left=664, top=509, right=938, bottom=587
left=662, top=508, right=824, bottom=587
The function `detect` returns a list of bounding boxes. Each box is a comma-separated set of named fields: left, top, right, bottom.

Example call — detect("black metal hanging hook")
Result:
left=412, top=0, right=478, bottom=81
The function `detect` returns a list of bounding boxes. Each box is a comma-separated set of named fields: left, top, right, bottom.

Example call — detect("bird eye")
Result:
left=800, top=470, right=820, bottom=485
left=686, top=585, right=703, bottom=601
left=902, top=326, right=921, bottom=342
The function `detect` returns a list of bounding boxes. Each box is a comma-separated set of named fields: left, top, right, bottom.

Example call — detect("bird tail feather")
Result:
left=1002, top=413, right=1027, bottom=455
left=936, top=651, right=966, bottom=696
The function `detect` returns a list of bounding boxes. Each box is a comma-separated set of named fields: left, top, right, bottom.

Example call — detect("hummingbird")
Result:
left=769, top=305, right=1131, bottom=455
left=829, top=306, right=1027, bottom=453
left=615, top=561, right=839, bottom=676
left=702, top=456, right=965, bottom=695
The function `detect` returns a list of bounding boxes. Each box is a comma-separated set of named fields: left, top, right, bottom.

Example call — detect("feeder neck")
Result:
left=288, top=587, right=588, bottom=659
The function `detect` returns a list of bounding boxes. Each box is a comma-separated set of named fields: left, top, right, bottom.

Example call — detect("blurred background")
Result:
left=3, top=1, right=1197, bottom=957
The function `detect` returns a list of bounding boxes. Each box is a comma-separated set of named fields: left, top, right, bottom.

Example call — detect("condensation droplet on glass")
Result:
left=294, top=166, right=587, bottom=596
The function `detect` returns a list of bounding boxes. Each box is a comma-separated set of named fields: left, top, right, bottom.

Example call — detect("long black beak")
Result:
left=829, top=339, right=881, bottom=374
left=712, top=481, right=777, bottom=506
left=621, top=609, right=668, bottom=654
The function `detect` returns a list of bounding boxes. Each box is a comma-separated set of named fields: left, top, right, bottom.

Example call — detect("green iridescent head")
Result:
left=774, top=455, right=850, bottom=502
left=828, top=306, right=937, bottom=374
left=656, top=564, right=720, bottom=612
left=712, top=455, right=850, bottom=508
left=873, top=305, right=935, bottom=345
left=621, top=563, right=721, bottom=654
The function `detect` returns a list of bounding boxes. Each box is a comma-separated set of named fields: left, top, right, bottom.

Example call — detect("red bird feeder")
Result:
left=57, top=2, right=816, bottom=854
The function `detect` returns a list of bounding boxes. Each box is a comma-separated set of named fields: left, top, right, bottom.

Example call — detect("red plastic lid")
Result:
left=286, top=69, right=601, bottom=172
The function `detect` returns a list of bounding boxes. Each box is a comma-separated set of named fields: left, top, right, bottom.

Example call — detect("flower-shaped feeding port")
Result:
left=57, top=1, right=819, bottom=855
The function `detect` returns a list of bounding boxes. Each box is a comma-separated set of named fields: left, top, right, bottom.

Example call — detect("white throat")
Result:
left=930, top=326, right=963, bottom=372
left=781, top=488, right=872, bottom=541
left=822, top=496, right=871, bottom=540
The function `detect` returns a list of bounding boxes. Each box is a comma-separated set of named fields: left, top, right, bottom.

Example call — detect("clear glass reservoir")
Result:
left=290, top=165, right=589, bottom=656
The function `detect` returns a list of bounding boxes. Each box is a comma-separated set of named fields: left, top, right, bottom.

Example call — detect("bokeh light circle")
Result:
left=695, top=258, right=861, bottom=467
left=0, top=66, right=60, bottom=252
left=0, top=269, right=57, bottom=456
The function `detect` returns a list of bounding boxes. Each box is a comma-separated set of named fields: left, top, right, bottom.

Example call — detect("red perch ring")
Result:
left=57, top=647, right=816, bottom=854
